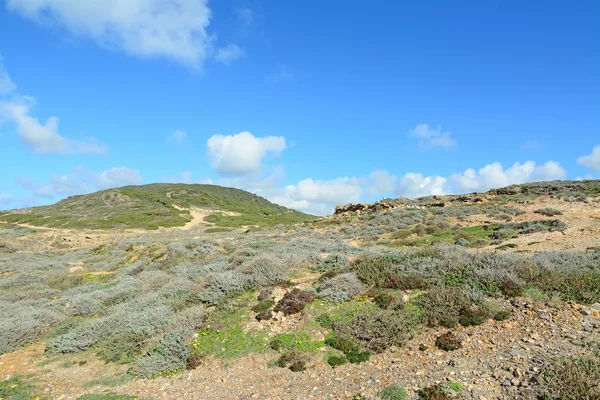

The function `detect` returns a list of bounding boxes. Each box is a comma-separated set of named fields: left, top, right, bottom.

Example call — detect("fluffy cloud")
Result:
left=0, top=96, right=106, bottom=154
left=408, top=124, right=457, bottom=149
left=261, top=160, right=566, bottom=215
left=366, top=170, right=397, bottom=195
left=215, top=44, right=245, bottom=65
left=6, top=0, right=215, bottom=68
left=395, top=173, right=447, bottom=198
left=0, top=58, right=106, bottom=154
left=577, top=145, right=600, bottom=172
left=207, top=131, right=286, bottom=175
left=98, top=167, right=143, bottom=189
left=167, top=129, right=187, bottom=145
left=393, top=161, right=567, bottom=198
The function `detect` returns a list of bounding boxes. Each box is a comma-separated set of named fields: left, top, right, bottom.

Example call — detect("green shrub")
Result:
left=493, top=310, right=511, bottom=321
left=417, top=384, right=450, bottom=399
left=346, top=349, right=371, bottom=364
left=373, top=293, right=397, bottom=309
left=251, top=300, right=274, bottom=313
left=435, top=331, right=462, bottom=351
left=255, top=310, right=273, bottom=321
left=325, top=334, right=360, bottom=354
left=535, top=207, right=563, bottom=217
left=538, top=356, right=600, bottom=400
left=418, top=287, right=471, bottom=328
left=313, top=254, right=349, bottom=273
left=326, top=354, right=347, bottom=367
left=379, top=385, right=408, bottom=400
left=458, top=307, right=490, bottom=327
left=96, top=333, right=146, bottom=364
left=347, top=309, right=417, bottom=352
left=130, top=330, right=191, bottom=378
left=316, top=313, right=333, bottom=329
left=499, top=279, right=524, bottom=297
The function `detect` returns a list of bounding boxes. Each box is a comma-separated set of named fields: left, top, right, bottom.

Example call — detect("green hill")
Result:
left=0, top=184, right=317, bottom=229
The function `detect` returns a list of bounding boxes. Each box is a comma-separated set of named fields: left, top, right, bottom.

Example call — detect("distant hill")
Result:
left=0, top=183, right=317, bottom=229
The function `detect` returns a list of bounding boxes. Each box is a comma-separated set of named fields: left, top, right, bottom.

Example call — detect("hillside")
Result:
left=0, top=180, right=599, bottom=400
left=0, top=183, right=316, bottom=229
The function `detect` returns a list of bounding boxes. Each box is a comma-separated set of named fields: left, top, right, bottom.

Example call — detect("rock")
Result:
left=502, top=379, right=512, bottom=387
left=510, top=350, right=521, bottom=357
left=513, top=369, right=522, bottom=378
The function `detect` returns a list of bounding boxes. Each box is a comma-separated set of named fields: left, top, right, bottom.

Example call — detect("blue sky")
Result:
left=0, top=0, right=599, bottom=215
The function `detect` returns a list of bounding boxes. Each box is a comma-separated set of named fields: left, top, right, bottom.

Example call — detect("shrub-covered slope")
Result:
left=0, top=183, right=316, bottom=229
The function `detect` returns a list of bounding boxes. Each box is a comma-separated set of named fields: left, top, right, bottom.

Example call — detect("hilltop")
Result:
left=0, top=183, right=316, bottom=230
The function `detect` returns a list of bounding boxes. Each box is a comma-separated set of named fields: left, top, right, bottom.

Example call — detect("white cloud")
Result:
left=395, top=173, right=447, bottom=198
left=0, top=56, right=16, bottom=95
left=577, top=145, right=600, bottom=172
left=393, top=161, right=567, bottom=198
left=207, top=131, right=286, bottom=175
left=408, top=123, right=457, bottom=149
left=167, top=129, right=187, bottom=144
left=6, top=0, right=214, bottom=68
left=215, top=44, right=244, bottom=65
left=366, top=170, right=397, bottom=195
left=0, top=96, right=106, bottom=154
left=0, top=58, right=107, bottom=154
left=98, top=167, right=142, bottom=189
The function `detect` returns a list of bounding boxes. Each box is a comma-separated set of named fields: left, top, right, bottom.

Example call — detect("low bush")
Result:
left=435, top=331, right=462, bottom=351
left=373, top=293, right=397, bottom=309
left=418, top=287, right=471, bottom=328
left=255, top=310, right=273, bottom=321
left=251, top=300, right=274, bottom=313
left=326, top=354, right=347, bottom=367
left=325, top=334, right=360, bottom=354
left=130, top=329, right=191, bottom=378
left=313, top=254, right=349, bottom=273
left=534, top=207, right=563, bottom=217
left=274, top=351, right=307, bottom=372
left=458, top=307, right=490, bottom=327
left=379, top=385, right=408, bottom=400
left=537, top=356, right=600, bottom=400
left=316, top=313, right=333, bottom=329
left=274, top=289, right=315, bottom=315
left=417, top=384, right=450, bottom=400
left=343, top=309, right=417, bottom=352
left=186, top=353, right=204, bottom=370
left=317, top=272, right=365, bottom=303
left=346, top=349, right=371, bottom=364
left=96, top=332, right=146, bottom=364
left=493, top=310, right=511, bottom=321
left=499, top=279, right=524, bottom=297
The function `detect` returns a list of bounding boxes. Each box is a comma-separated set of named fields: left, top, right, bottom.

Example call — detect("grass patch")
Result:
left=191, top=307, right=267, bottom=359
left=0, top=376, right=46, bottom=400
